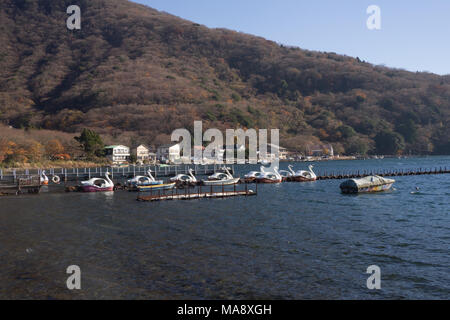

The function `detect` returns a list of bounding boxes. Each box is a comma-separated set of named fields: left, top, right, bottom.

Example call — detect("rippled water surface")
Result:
left=0, top=156, right=449, bottom=299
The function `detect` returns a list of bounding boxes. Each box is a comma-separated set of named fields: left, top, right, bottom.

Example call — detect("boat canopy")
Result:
left=340, top=175, right=395, bottom=190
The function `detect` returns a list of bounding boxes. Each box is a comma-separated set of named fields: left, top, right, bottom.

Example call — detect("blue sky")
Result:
left=133, top=0, right=450, bottom=75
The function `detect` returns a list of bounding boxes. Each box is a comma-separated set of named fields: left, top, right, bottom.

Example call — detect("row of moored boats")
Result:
left=38, top=164, right=395, bottom=194
left=48, top=165, right=317, bottom=193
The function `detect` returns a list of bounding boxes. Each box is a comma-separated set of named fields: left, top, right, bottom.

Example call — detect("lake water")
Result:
left=0, top=156, right=449, bottom=299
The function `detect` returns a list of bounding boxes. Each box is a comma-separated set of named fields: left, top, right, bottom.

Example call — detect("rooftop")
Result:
left=104, top=145, right=129, bottom=149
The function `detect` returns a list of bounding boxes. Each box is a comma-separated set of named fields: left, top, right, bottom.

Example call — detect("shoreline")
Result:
left=0, top=154, right=448, bottom=170
left=0, top=160, right=110, bottom=170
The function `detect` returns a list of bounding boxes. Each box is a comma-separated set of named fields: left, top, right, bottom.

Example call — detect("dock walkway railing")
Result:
left=0, top=164, right=235, bottom=183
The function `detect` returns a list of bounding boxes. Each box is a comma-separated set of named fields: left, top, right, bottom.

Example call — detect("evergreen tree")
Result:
left=375, top=131, right=405, bottom=155
left=75, top=129, right=104, bottom=157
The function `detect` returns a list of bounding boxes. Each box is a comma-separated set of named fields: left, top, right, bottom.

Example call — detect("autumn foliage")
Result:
left=0, top=0, right=449, bottom=158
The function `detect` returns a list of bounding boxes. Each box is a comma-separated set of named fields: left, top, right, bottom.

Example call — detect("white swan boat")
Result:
left=258, top=159, right=271, bottom=165
left=243, top=166, right=267, bottom=182
left=340, top=176, right=395, bottom=194
left=203, top=168, right=240, bottom=186
left=278, top=169, right=293, bottom=181
left=80, top=172, right=114, bottom=192
left=40, top=170, right=49, bottom=186
left=170, top=168, right=197, bottom=184
left=127, top=170, right=163, bottom=189
left=289, top=165, right=317, bottom=182
left=207, top=167, right=233, bottom=181
left=256, top=167, right=283, bottom=184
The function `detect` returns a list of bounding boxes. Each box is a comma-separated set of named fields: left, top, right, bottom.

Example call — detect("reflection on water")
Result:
left=0, top=156, right=449, bottom=299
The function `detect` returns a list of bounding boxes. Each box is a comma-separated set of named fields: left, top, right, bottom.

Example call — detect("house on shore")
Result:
left=157, top=143, right=181, bottom=164
left=206, top=147, right=225, bottom=162
left=308, top=144, right=334, bottom=157
left=105, top=145, right=130, bottom=165
left=134, top=144, right=156, bottom=164
left=259, top=143, right=289, bottom=161
left=222, top=144, right=246, bottom=163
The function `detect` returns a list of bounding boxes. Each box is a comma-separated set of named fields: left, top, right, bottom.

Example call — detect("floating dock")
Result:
left=137, top=184, right=257, bottom=202
left=314, top=167, right=449, bottom=180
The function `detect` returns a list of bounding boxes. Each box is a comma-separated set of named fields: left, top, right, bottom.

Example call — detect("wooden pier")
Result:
left=0, top=176, right=41, bottom=195
left=0, top=164, right=234, bottom=183
left=137, top=183, right=257, bottom=202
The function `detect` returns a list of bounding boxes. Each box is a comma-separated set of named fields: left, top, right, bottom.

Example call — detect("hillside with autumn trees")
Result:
left=0, top=0, right=449, bottom=165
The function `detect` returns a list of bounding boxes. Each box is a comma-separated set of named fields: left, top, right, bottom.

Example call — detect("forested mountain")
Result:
left=0, top=0, right=449, bottom=157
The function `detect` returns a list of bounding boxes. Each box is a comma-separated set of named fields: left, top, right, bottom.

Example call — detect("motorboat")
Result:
left=340, top=176, right=395, bottom=194
left=288, top=165, right=317, bottom=182
left=203, top=168, right=240, bottom=186
left=80, top=172, right=114, bottom=192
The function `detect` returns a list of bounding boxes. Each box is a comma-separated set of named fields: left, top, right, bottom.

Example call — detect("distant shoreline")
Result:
left=0, top=154, right=448, bottom=170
